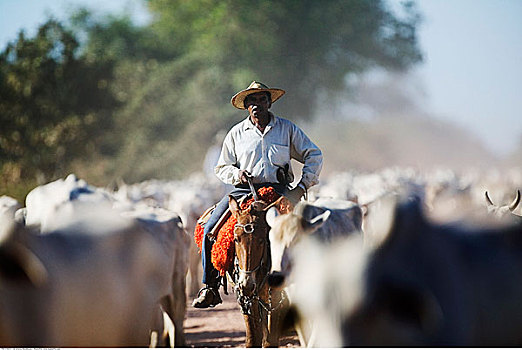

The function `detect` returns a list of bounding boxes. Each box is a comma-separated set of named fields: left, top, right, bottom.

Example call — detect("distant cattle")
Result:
left=0, top=203, right=179, bottom=347
left=289, top=193, right=522, bottom=346
left=24, top=174, right=114, bottom=232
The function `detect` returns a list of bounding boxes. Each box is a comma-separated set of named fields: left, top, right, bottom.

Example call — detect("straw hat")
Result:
left=230, top=81, right=285, bottom=110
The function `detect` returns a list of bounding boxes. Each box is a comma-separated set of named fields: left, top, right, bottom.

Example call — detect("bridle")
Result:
left=234, top=219, right=269, bottom=284
left=233, top=210, right=286, bottom=317
left=234, top=222, right=265, bottom=276
left=231, top=179, right=289, bottom=317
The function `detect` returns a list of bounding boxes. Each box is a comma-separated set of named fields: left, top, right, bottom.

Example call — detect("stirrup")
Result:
left=192, top=286, right=222, bottom=308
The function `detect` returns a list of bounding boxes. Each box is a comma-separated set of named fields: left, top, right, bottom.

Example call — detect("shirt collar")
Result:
left=242, top=112, right=277, bottom=131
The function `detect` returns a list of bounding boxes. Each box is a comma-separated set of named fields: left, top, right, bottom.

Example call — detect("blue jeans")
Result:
left=201, top=183, right=285, bottom=286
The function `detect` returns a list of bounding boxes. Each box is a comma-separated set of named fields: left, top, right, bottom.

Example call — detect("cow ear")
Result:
left=266, top=207, right=280, bottom=228
left=362, top=194, right=398, bottom=249
left=301, top=209, right=331, bottom=232
left=228, top=195, right=240, bottom=217
left=360, top=204, right=368, bottom=217
left=0, top=243, right=48, bottom=287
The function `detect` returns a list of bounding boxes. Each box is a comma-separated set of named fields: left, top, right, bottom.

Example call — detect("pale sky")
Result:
left=416, top=0, right=522, bottom=156
left=1, top=0, right=521, bottom=156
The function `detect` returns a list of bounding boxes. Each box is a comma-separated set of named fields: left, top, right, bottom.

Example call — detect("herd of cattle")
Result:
left=0, top=166, right=521, bottom=347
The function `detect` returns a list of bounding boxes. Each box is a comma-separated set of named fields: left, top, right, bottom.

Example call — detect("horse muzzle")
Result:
left=237, top=271, right=257, bottom=296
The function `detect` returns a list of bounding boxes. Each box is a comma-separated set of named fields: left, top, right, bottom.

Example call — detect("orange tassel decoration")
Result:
left=194, top=222, right=205, bottom=254
left=193, top=187, right=287, bottom=275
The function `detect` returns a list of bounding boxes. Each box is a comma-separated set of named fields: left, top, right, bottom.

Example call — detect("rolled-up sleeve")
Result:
left=290, top=124, right=323, bottom=190
left=214, top=132, right=241, bottom=185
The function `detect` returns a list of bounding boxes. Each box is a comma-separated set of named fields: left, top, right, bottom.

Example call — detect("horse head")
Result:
left=229, top=195, right=271, bottom=297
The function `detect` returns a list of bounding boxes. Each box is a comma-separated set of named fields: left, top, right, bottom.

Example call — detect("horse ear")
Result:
left=266, top=207, right=280, bottom=228
left=228, top=195, right=240, bottom=217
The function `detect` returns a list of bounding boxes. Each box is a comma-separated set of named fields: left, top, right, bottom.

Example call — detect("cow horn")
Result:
left=484, top=191, right=495, bottom=206
left=509, top=190, right=521, bottom=211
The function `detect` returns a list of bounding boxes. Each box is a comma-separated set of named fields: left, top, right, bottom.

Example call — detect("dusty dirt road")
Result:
left=184, top=292, right=300, bottom=348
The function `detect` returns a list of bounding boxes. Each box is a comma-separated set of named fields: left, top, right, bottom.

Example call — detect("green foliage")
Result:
left=110, top=57, right=237, bottom=182
left=0, top=19, right=118, bottom=192
left=69, top=8, right=175, bottom=63
left=1, top=0, right=424, bottom=198
left=146, top=0, right=422, bottom=119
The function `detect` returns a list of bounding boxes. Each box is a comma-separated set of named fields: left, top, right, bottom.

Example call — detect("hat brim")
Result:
left=231, top=88, right=285, bottom=110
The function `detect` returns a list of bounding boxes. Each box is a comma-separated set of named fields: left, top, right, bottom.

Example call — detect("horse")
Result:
left=228, top=194, right=287, bottom=347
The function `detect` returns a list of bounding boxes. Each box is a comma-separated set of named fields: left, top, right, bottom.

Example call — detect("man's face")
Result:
left=245, top=92, right=271, bottom=122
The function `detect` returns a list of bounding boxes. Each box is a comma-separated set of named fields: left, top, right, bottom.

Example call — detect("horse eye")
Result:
left=244, top=224, right=254, bottom=233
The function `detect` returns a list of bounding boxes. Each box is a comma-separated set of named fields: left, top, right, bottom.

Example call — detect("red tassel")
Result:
left=195, top=187, right=283, bottom=276
left=194, top=222, right=205, bottom=253
left=211, top=215, right=237, bottom=276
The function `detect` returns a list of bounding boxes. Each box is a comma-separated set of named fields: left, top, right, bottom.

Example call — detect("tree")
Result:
left=0, top=19, right=118, bottom=187
left=1, top=0, right=424, bottom=196
left=98, top=0, right=424, bottom=181
left=146, top=0, right=423, bottom=119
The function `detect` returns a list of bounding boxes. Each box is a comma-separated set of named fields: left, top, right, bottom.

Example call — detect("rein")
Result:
left=234, top=219, right=283, bottom=317
left=228, top=186, right=289, bottom=319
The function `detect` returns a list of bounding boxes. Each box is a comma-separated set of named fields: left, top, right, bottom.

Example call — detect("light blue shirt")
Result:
left=215, top=114, right=323, bottom=190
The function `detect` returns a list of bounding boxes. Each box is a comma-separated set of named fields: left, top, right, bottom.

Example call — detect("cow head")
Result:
left=485, top=190, right=521, bottom=219
left=266, top=202, right=332, bottom=288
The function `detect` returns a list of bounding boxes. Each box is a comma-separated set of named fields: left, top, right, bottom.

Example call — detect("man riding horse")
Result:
left=192, top=81, right=323, bottom=308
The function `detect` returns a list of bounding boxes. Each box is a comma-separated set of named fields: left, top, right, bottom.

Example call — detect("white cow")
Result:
left=24, top=174, right=114, bottom=232
left=0, top=204, right=177, bottom=347
left=113, top=173, right=225, bottom=297
left=20, top=175, right=189, bottom=346
left=121, top=205, right=190, bottom=347
left=267, top=198, right=363, bottom=280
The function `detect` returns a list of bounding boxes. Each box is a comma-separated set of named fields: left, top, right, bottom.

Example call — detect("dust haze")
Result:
left=289, top=69, right=519, bottom=177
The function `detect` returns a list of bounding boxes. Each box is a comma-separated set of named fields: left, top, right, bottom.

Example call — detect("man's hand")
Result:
left=239, top=170, right=251, bottom=184
left=284, top=186, right=305, bottom=205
